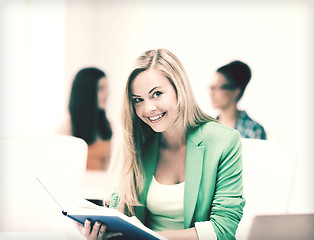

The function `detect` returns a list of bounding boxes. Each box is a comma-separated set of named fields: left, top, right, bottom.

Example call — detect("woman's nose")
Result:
left=144, top=100, right=157, bottom=113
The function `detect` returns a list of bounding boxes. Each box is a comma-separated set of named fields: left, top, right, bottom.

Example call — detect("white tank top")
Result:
left=146, top=175, right=185, bottom=231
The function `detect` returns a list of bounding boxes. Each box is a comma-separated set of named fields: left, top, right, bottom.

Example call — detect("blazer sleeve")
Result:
left=210, top=129, right=246, bottom=240
left=109, top=192, right=119, bottom=209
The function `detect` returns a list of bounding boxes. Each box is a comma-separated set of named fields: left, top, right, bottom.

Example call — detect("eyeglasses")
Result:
left=209, top=84, right=237, bottom=91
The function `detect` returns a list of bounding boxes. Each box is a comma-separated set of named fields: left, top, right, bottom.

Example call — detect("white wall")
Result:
left=62, top=0, right=313, bottom=163
left=2, top=0, right=312, bottom=143
left=1, top=0, right=313, bottom=207
left=1, top=0, right=66, bottom=136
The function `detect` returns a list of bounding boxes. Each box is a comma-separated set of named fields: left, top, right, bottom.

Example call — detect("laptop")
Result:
left=247, top=213, right=314, bottom=240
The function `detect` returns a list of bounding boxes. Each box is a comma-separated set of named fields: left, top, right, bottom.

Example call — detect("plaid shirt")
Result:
left=235, top=111, right=266, bottom=140
left=217, top=111, right=267, bottom=140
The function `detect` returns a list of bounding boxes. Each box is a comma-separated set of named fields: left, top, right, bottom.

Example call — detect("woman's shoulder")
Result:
left=192, top=121, right=241, bottom=146
left=201, top=121, right=239, bottom=136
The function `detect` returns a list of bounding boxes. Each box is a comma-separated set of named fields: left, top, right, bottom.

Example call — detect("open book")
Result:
left=37, top=177, right=167, bottom=240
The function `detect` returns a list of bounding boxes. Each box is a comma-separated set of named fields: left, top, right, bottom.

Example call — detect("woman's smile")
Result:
left=147, top=112, right=166, bottom=123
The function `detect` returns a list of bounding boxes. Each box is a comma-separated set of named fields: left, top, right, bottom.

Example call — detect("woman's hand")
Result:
left=76, top=219, right=123, bottom=240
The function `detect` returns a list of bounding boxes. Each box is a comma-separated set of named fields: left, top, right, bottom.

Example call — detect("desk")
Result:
left=0, top=232, right=66, bottom=240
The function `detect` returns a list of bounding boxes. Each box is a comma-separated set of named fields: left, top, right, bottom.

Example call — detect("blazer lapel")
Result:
left=184, top=127, right=205, bottom=228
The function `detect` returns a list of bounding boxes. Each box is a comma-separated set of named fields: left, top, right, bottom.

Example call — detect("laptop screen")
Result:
left=248, top=214, right=314, bottom=240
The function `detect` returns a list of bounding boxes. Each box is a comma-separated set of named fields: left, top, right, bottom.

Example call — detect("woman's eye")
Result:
left=133, top=98, right=143, bottom=104
left=152, top=91, right=162, bottom=98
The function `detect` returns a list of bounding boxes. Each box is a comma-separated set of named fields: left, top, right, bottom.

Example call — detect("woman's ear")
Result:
left=233, top=88, right=242, bottom=102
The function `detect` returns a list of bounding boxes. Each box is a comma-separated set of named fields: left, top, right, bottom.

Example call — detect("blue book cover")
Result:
left=37, top=177, right=167, bottom=240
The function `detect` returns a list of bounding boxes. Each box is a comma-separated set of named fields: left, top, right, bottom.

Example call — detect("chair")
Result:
left=236, top=138, right=298, bottom=240
left=0, top=134, right=88, bottom=239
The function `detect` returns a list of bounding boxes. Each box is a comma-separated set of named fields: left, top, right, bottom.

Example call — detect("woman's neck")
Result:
left=160, top=127, right=186, bottom=150
left=219, top=104, right=239, bottom=128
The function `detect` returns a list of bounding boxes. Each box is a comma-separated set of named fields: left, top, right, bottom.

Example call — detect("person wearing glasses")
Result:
left=209, top=60, right=267, bottom=140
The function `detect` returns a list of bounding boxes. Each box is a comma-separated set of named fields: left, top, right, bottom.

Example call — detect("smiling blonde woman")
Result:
left=79, top=49, right=245, bottom=240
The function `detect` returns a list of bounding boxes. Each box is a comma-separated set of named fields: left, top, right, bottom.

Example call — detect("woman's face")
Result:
left=209, top=72, right=239, bottom=110
left=97, top=77, right=109, bottom=110
left=131, top=68, right=178, bottom=133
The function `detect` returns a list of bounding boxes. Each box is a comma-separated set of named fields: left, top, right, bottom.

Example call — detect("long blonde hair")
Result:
left=110, top=49, right=215, bottom=215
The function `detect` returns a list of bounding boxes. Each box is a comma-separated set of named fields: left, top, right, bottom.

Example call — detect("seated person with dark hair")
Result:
left=58, top=67, right=113, bottom=170
left=209, top=60, right=267, bottom=140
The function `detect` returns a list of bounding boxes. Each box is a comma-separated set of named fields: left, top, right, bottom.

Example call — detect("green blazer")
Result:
left=135, top=121, right=245, bottom=240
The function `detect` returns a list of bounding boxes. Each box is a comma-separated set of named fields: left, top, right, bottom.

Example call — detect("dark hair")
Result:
left=217, top=60, right=251, bottom=101
left=69, top=67, right=112, bottom=144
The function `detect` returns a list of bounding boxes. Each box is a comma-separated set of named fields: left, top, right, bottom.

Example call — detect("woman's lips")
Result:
left=147, top=112, right=166, bottom=122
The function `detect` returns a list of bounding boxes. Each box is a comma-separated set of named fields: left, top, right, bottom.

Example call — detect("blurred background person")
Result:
left=58, top=67, right=113, bottom=170
left=209, top=60, right=267, bottom=140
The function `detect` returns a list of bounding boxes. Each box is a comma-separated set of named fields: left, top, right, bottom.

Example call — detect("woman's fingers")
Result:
left=79, top=219, right=122, bottom=240
left=97, top=224, right=107, bottom=240
left=83, top=219, right=92, bottom=237
left=90, top=221, right=101, bottom=239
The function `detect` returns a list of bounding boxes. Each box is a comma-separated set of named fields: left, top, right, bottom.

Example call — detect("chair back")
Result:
left=236, top=138, right=297, bottom=240
left=0, top=134, right=87, bottom=235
